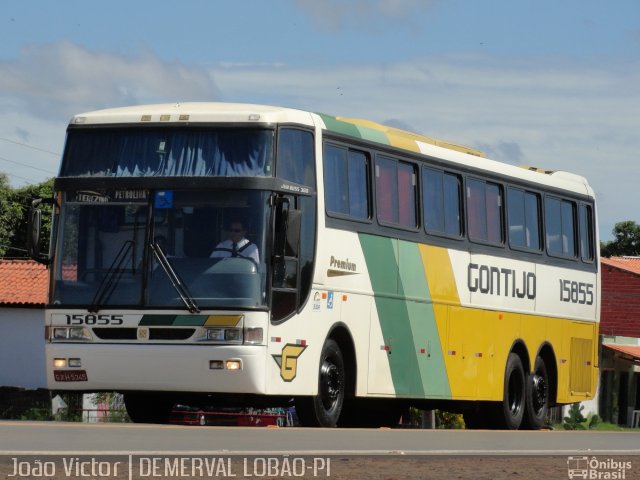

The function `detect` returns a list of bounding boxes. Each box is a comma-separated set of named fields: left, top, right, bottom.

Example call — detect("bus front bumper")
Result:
left=46, top=343, right=267, bottom=393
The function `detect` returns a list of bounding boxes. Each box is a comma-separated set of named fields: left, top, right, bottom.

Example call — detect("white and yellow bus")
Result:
left=40, top=103, right=599, bottom=429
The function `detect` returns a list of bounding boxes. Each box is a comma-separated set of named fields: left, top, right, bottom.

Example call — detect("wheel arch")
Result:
left=326, top=322, right=357, bottom=397
left=536, top=342, right=558, bottom=406
left=509, top=339, right=531, bottom=375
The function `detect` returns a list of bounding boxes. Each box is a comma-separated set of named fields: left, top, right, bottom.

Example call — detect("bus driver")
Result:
left=210, top=220, right=259, bottom=264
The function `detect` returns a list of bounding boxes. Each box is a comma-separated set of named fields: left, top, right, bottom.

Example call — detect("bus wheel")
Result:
left=123, top=393, right=174, bottom=424
left=522, top=356, right=549, bottom=429
left=295, top=338, right=345, bottom=427
left=496, top=353, right=526, bottom=430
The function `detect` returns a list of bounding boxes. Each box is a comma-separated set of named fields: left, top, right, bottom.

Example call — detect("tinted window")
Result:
left=376, top=157, right=416, bottom=228
left=507, top=188, right=541, bottom=250
left=423, top=167, right=462, bottom=237
left=277, top=129, right=315, bottom=187
left=467, top=179, right=503, bottom=244
left=579, top=204, right=594, bottom=261
left=62, top=128, right=274, bottom=177
left=545, top=196, right=577, bottom=257
left=324, top=144, right=369, bottom=219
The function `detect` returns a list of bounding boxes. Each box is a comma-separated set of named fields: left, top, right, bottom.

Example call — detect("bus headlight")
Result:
left=69, top=327, right=92, bottom=341
left=53, top=358, right=67, bottom=368
left=204, top=327, right=243, bottom=344
left=53, top=327, right=69, bottom=340
left=224, top=328, right=242, bottom=342
left=206, top=328, right=224, bottom=341
left=51, top=327, right=92, bottom=342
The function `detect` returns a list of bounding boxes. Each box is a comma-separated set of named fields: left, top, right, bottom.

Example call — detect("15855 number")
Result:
left=559, top=280, right=594, bottom=305
left=65, top=314, right=124, bottom=325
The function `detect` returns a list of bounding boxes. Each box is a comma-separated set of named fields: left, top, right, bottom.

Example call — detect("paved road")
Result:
left=0, top=421, right=639, bottom=455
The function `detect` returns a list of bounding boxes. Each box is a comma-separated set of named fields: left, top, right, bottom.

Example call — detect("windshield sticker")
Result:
left=154, top=190, right=174, bottom=209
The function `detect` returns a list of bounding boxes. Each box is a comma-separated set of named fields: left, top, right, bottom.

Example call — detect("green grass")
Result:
left=552, top=422, right=640, bottom=431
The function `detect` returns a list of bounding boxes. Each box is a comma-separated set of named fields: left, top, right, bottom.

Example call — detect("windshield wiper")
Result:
left=151, top=242, right=200, bottom=314
left=89, top=240, right=135, bottom=313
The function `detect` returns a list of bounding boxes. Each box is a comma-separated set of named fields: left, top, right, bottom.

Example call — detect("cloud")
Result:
left=14, top=127, right=30, bottom=143
left=476, top=141, right=525, bottom=165
left=293, top=0, right=437, bottom=31
left=0, top=41, right=220, bottom=121
left=0, top=40, right=637, bottom=240
left=381, top=118, right=419, bottom=133
left=213, top=56, right=640, bottom=239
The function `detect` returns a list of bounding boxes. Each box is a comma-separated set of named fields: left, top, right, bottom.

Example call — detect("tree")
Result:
left=0, top=173, right=54, bottom=258
left=600, top=221, right=640, bottom=258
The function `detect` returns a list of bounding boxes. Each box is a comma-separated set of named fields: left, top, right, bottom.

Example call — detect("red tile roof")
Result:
left=603, top=344, right=640, bottom=364
left=601, top=256, right=640, bottom=276
left=0, top=260, right=48, bottom=306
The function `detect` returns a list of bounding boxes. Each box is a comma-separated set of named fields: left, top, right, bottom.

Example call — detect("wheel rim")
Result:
left=319, top=356, right=343, bottom=413
left=531, top=371, right=548, bottom=415
left=508, top=369, right=524, bottom=417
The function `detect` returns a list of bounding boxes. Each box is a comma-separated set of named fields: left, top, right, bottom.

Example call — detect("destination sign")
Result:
left=71, top=190, right=149, bottom=203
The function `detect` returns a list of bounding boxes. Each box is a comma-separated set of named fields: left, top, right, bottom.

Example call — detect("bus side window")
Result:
left=376, top=156, right=417, bottom=228
left=324, top=144, right=370, bottom=219
left=467, top=178, right=504, bottom=245
left=545, top=197, right=577, bottom=257
left=579, top=204, right=594, bottom=262
left=277, top=128, right=315, bottom=188
left=423, top=167, right=463, bottom=237
left=507, top=188, right=541, bottom=251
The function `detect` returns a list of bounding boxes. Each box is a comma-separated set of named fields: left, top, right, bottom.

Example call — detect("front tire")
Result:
left=495, top=353, right=526, bottom=430
left=522, top=356, right=549, bottom=429
left=295, top=339, right=345, bottom=427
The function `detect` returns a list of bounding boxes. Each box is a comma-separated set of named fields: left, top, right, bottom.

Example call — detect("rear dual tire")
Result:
left=465, top=353, right=550, bottom=430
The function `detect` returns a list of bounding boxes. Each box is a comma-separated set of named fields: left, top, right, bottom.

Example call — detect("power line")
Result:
left=0, top=137, right=60, bottom=157
left=2, top=171, right=34, bottom=184
left=0, top=155, right=57, bottom=175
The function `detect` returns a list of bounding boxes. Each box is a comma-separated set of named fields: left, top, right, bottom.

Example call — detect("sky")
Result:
left=0, top=0, right=639, bottom=241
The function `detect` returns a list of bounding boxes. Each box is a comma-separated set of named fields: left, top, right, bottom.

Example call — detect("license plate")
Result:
left=54, top=370, right=88, bottom=382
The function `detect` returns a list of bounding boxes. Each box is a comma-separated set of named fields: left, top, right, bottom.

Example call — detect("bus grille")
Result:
left=92, top=328, right=196, bottom=341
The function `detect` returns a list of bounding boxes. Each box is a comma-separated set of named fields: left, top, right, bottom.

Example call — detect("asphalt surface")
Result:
left=1, top=421, right=639, bottom=455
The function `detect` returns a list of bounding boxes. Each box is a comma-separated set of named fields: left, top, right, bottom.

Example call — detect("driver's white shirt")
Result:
left=210, top=238, right=259, bottom=263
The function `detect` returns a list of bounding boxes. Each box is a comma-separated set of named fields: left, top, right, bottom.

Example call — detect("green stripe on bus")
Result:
left=397, top=240, right=451, bottom=398
left=317, top=113, right=362, bottom=139
left=359, top=235, right=424, bottom=396
left=360, top=235, right=451, bottom=398
left=173, top=315, right=208, bottom=326
left=354, top=125, right=390, bottom=145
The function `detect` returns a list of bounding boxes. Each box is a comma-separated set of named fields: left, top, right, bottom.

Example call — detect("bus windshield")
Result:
left=60, top=128, right=274, bottom=177
left=52, top=190, right=270, bottom=309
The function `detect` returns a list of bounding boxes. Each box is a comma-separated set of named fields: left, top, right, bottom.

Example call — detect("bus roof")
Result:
left=70, top=102, right=594, bottom=198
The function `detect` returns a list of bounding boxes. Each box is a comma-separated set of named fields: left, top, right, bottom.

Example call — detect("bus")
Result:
left=34, top=102, right=599, bottom=429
